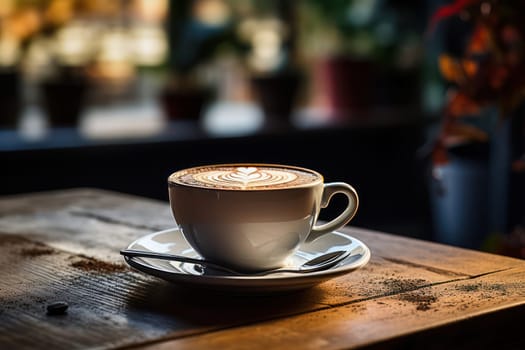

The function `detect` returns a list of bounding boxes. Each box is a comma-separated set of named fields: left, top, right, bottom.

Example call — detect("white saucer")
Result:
left=123, top=227, right=371, bottom=294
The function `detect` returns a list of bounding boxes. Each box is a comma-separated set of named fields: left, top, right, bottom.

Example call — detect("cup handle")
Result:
left=305, top=182, right=359, bottom=243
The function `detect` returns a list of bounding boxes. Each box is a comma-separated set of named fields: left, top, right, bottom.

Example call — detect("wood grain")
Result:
left=0, top=188, right=524, bottom=350
left=140, top=268, right=525, bottom=350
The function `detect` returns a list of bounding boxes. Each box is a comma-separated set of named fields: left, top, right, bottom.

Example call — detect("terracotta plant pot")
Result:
left=0, top=68, right=22, bottom=128
left=316, top=55, right=374, bottom=118
left=40, top=76, right=89, bottom=127
left=160, top=86, right=211, bottom=121
left=250, top=71, right=302, bottom=127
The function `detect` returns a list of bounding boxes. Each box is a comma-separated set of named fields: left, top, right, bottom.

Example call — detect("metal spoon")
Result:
left=120, top=248, right=351, bottom=276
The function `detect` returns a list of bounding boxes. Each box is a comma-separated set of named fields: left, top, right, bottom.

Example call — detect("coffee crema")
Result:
left=169, top=164, right=321, bottom=190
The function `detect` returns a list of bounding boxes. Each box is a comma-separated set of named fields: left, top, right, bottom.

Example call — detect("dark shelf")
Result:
left=1, top=109, right=433, bottom=241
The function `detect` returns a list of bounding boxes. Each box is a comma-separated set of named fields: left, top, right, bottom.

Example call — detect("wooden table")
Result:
left=1, top=188, right=524, bottom=349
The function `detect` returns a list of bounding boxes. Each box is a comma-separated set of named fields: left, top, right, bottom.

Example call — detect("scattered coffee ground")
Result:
left=455, top=283, right=481, bottom=292
left=486, top=283, right=508, bottom=293
left=70, top=255, right=127, bottom=273
left=21, top=247, right=56, bottom=257
left=373, top=278, right=438, bottom=311
left=399, top=292, right=438, bottom=311
left=379, top=278, right=428, bottom=295
left=1, top=235, right=53, bottom=249
left=0, top=235, right=56, bottom=257
left=0, top=236, right=27, bottom=246
left=456, top=282, right=508, bottom=294
left=46, top=301, right=68, bottom=315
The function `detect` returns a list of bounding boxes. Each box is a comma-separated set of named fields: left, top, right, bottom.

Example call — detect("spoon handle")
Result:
left=120, top=249, right=202, bottom=264
left=119, top=249, right=240, bottom=274
left=120, top=248, right=351, bottom=276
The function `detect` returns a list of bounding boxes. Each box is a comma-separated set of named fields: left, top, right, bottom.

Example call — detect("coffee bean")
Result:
left=46, top=301, right=68, bottom=315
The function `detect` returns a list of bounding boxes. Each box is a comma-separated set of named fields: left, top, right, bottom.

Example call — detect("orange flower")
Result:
left=467, top=23, right=492, bottom=54
left=462, top=59, right=478, bottom=78
left=429, top=0, right=525, bottom=164
left=438, top=55, right=464, bottom=83
left=447, top=91, right=482, bottom=117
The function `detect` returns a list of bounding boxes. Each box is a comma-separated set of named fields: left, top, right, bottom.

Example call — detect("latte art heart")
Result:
left=229, top=167, right=267, bottom=183
left=236, top=167, right=258, bottom=175
left=193, top=167, right=298, bottom=189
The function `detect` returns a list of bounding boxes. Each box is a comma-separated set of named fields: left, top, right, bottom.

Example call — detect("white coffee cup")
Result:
left=168, top=163, right=359, bottom=272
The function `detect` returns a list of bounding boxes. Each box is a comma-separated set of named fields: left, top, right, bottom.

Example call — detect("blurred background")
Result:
left=0, top=0, right=523, bottom=258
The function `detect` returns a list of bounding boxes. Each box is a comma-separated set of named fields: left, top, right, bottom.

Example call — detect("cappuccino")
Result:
left=169, top=164, right=321, bottom=190
left=168, top=163, right=359, bottom=271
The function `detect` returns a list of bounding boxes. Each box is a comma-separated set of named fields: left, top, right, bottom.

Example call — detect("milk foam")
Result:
left=171, top=165, right=320, bottom=190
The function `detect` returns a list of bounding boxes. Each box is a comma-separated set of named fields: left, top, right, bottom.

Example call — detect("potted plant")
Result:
left=160, top=1, right=238, bottom=121
left=238, top=2, right=305, bottom=128
left=427, top=0, right=525, bottom=252
left=39, top=64, right=89, bottom=128
left=0, top=66, right=22, bottom=129
left=297, top=0, right=424, bottom=119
